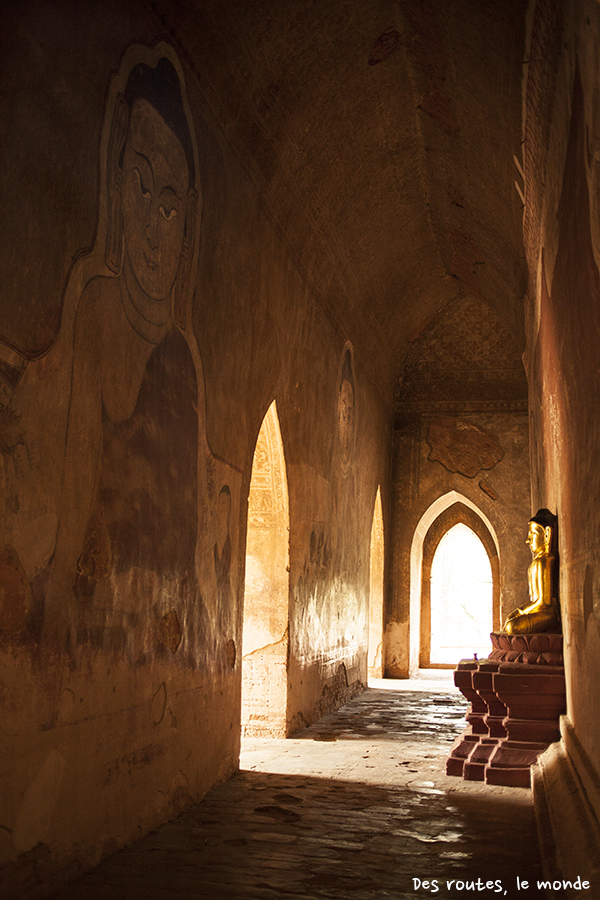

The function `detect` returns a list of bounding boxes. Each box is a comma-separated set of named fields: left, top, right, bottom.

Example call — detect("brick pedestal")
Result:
left=446, top=634, right=566, bottom=787
left=472, top=660, right=507, bottom=738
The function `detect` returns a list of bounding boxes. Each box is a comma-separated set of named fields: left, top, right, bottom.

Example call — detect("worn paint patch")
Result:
left=13, top=750, right=66, bottom=852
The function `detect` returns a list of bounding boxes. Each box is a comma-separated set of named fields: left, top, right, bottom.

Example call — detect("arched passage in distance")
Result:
left=422, top=522, right=495, bottom=666
left=409, top=493, right=500, bottom=675
left=368, top=486, right=384, bottom=679
left=241, top=401, right=290, bottom=737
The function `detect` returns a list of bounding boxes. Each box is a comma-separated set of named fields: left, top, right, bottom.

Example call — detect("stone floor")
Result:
left=49, top=671, right=550, bottom=900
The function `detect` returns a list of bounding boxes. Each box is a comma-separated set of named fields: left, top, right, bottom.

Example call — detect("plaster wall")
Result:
left=523, top=0, right=600, bottom=837
left=0, top=4, right=390, bottom=892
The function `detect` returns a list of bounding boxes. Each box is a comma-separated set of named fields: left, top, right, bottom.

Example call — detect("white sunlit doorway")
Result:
left=418, top=502, right=500, bottom=669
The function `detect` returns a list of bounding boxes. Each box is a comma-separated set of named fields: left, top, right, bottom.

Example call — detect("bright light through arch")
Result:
left=430, top=523, right=493, bottom=664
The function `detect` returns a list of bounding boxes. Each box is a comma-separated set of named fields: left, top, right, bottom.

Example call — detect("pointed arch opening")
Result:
left=425, top=523, right=494, bottom=665
left=368, top=486, right=384, bottom=679
left=409, top=493, right=500, bottom=674
left=241, top=401, right=290, bottom=737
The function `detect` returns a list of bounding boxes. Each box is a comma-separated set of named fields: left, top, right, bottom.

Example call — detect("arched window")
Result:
left=429, top=523, right=493, bottom=664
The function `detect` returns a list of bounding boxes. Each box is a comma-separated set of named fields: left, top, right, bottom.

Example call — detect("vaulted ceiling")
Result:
left=1, top=0, right=529, bottom=405
left=166, top=0, right=529, bottom=396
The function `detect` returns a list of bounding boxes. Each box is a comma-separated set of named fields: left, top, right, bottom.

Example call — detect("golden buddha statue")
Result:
left=503, top=509, right=561, bottom=635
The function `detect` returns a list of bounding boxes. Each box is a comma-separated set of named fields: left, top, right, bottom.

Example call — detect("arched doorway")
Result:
left=368, top=486, right=384, bottom=679
left=241, top=401, right=290, bottom=737
left=424, top=523, right=494, bottom=665
left=409, top=493, right=500, bottom=674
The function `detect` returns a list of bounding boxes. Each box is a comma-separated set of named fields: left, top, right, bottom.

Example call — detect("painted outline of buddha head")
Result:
left=105, top=51, right=200, bottom=331
left=338, top=348, right=356, bottom=475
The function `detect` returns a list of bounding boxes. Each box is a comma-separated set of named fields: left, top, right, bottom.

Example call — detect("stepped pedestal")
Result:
left=472, top=660, right=507, bottom=738
left=446, top=634, right=565, bottom=787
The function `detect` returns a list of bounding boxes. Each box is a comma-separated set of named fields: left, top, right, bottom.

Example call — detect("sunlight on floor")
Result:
left=369, top=670, right=457, bottom=692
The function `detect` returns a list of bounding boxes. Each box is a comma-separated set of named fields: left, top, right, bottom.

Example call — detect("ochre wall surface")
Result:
left=523, top=0, right=600, bottom=825
left=0, top=4, right=390, bottom=891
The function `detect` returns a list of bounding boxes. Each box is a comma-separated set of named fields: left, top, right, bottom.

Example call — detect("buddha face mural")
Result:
left=121, top=99, right=189, bottom=302
left=34, top=46, right=208, bottom=654
left=107, top=54, right=199, bottom=332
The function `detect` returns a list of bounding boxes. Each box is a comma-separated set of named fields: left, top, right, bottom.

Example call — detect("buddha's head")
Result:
left=107, top=55, right=199, bottom=325
left=526, top=508, right=556, bottom=559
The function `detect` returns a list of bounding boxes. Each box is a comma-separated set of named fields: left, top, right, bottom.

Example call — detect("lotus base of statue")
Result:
left=487, top=631, right=563, bottom=666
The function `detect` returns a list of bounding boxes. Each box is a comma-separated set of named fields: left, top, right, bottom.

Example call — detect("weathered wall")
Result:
left=387, top=296, right=531, bottom=677
left=0, top=3, right=391, bottom=893
left=523, top=0, right=600, bottom=843
left=284, top=344, right=383, bottom=733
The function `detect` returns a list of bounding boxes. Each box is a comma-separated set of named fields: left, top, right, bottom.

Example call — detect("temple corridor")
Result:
left=5, top=1, right=600, bottom=892
left=46, top=674, right=546, bottom=900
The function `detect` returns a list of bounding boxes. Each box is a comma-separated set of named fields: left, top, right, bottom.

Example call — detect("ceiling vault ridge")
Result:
left=394, top=0, right=460, bottom=308
left=154, top=1, right=390, bottom=353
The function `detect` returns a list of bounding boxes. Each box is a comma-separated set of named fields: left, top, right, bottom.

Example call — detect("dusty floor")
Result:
left=49, top=672, right=548, bottom=899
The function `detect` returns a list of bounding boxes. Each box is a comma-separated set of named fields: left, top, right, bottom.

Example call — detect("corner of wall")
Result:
left=532, top=716, right=600, bottom=890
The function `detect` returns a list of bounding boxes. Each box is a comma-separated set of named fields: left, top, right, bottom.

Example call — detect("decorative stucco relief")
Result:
left=426, top=416, right=504, bottom=478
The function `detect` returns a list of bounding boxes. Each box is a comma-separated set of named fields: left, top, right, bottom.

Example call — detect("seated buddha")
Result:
left=503, top=508, right=561, bottom=635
